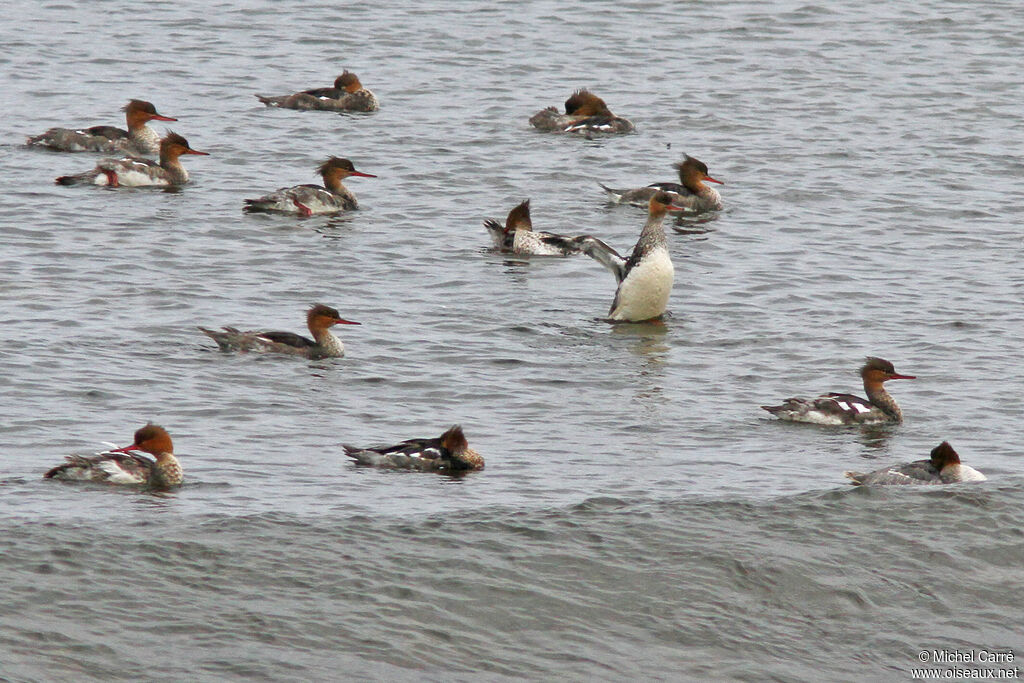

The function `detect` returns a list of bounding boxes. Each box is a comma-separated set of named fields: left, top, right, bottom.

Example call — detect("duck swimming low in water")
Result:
left=761, top=357, right=916, bottom=425
left=243, top=157, right=375, bottom=215
left=256, top=71, right=379, bottom=112
left=599, top=155, right=724, bottom=212
left=54, top=132, right=208, bottom=187
left=44, top=424, right=182, bottom=488
left=200, top=304, right=360, bottom=359
left=27, top=99, right=178, bottom=156
left=344, top=425, right=484, bottom=472
left=845, top=441, right=986, bottom=485
left=484, top=199, right=592, bottom=255
left=529, top=89, right=634, bottom=135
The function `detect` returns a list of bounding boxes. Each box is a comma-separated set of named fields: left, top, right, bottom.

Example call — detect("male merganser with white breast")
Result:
left=199, top=303, right=359, bottom=359
left=243, top=157, right=375, bottom=215
left=484, top=199, right=590, bottom=255
left=845, top=441, right=986, bottom=485
left=345, top=425, right=484, bottom=472
left=256, top=71, right=380, bottom=112
left=600, top=155, right=724, bottom=212
left=761, top=357, right=916, bottom=425
left=44, top=423, right=182, bottom=488
left=580, top=191, right=685, bottom=322
left=530, top=90, right=635, bottom=136
left=54, top=132, right=208, bottom=187
left=27, top=99, right=178, bottom=156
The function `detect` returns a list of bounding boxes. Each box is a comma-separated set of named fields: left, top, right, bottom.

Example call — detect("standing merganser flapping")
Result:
left=845, top=441, right=986, bottom=485
left=27, top=99, right=178, bottom=156
left=599, top=155, right=724, bottom=212
left=243, top=157, right=375, bottom=216
left=44, top=424, right=182, bottom=488
left=484, top=199, right=591, bottom=255
left=344, top=425, right=484, bottom=472
left=529, top=90, right=635, bottom=135
left=199, top=303, right=359, bottom=359
left=256, top=71, right=380, bottom=112
left=761, top=357, right=916, bottom=425
left=54, top=132, right=208, bottom=187
left=580, top=191, right=685, bottom=322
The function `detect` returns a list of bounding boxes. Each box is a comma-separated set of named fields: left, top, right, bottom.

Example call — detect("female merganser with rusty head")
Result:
left=243, top=157, right=375, bottom=216
left=54, top=132, right=208, bottom=187
left=44, top=424, right=182, bottom=488
left=199, top=303, right=359, bottom=359
left=761, top=357, right=916, bottom=425
left=580, top=192, right=684, bottom=322
left=256, top=71, right=380, bottom=112
left=345, top=425, right=484, bottom=472
left=600, top=155, right=724, bottom=212
left=484, top=199, right=590, bottom=255
left=27, top=99, right=178, bottom=156
left=530, top=89, right=635, bottom=136
left=845, top=441, right=986, bottom=485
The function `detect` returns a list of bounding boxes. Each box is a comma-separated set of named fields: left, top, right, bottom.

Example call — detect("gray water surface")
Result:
left=1, top=1, right=1023, bottom=680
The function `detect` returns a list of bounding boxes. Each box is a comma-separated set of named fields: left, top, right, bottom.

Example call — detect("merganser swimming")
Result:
left=54, top=132, right=208, bottom=187
left=44, top=424, right=182, bottom=488
left=845, top=441, right=986, bottom=485
left=243, top=157, right=375, bottom=215
left=580, top=191, right=684, bottom=322
left=529, top=90, right=635, bottom=136
left=199, top=303, right=359, bottom=359
left=761, top=357, right=916, bottom=425
left=256, top=71, right=380, bottom=112
left=344, top=425, right=484, bottom=472
left=27, top=99, right=178, bottom=156
left=599, top=155, right=724, bottom=212
left=484, top=199, right=591, bottom=255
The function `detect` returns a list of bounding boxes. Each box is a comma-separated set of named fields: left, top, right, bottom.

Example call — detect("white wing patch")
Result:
left=97, top=459, right=145, bottom=484
left=833, top=399, right=871, bottom=414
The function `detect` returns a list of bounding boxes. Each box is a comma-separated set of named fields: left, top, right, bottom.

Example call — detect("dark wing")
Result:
left=381, top=435, right=445, bottom=459
left=84, top=125, right=129, bottom=139
left=537, top=232, right=586, bottom=255
left=579, top=236, right=628, bottom=282
left=647, top=181, right=693, bottom=197
left=302, top=87, right=343, bottom=98
left=256, top=331, right=316, bottom=348
left=846, top=459, right=938, bottom=485
left=814, top=393, right=875, bottom=420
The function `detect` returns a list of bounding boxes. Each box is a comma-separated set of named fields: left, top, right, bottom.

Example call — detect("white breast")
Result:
left=943, top=464, right=987, bottom=483
left=610, top=247, right=674, bottom=321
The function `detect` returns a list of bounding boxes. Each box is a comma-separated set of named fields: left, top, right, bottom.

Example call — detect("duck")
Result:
left=761, top=357, right=916, bottom=425
left=845, top=441, right=986, bottom=485
left=199, top=303, right=359, bottom=359
left=27, top=99, right=178, bottom=156
left=54, top=132, right=208, bottom=187
left=529, top=89, right=635, bottom=135
left=483, top=199, right=592, bottom=255
left=256, top=71, right=380, bottom=112
left=44, top=424, right=182, bottom=488
left=599, top=155, right=724, bottom=212
left=243, top=157, right=375, bottom=215
left=344, top=425, right=484, bottom=472
left=579, top=191, right=685, bottom=321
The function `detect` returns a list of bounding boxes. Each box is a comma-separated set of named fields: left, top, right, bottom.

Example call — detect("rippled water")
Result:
left=2, top=0, right=1023, bottom=680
